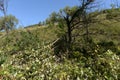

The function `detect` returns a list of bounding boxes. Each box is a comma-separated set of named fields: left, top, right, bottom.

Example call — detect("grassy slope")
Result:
left=0, top=8, right=120, bottom=46
left=90, top=20, right=120, bottom=45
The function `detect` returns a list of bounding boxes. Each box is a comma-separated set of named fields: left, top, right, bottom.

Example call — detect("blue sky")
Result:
left=4, top=0, right=119, bottom=26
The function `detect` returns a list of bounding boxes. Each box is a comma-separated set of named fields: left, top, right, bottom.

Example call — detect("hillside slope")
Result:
left=0, top=8, right=120, bottom=80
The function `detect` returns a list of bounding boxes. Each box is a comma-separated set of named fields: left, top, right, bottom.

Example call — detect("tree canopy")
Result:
left=0, top=15, right=18, bottom=31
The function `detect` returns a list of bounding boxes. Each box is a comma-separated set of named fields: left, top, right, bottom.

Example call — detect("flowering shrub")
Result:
left=0, top=47, right=120, bottom=80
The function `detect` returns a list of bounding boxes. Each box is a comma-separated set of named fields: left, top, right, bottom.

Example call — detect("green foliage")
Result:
left=0, top=52, right=7, bottom=66
left=97, top=41, right=117, bottom=53
left=14, top=31, right=40, bottom=50
left=0, top=47, right=120, bottom=79
left=60, top=6, right=79, bottom=16
left=106, top=8, right=120, bottom=19
left=0, top=15, right=18, bottom=31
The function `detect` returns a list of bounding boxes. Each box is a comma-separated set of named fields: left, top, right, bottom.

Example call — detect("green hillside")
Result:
left=0, top=8, right=120, bottom=80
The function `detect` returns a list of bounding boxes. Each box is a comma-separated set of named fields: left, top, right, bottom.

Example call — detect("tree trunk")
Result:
left=67, top=22, right=72, bottom=52
left=83, top=11, right=89, bottom=42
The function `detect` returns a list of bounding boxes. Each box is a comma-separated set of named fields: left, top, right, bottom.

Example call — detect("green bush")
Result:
left=97, top=41, right=117, bottom=53
left=106, top=11, right=120, bottom=19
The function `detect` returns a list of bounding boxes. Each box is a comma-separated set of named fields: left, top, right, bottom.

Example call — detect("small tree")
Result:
left=0, top=15, right=18, bottom=31
left=45, top=11, right=60, bottom=26
left=58, top=0, right=95, bottom=53
left=0, top=0, right=9, bottom=33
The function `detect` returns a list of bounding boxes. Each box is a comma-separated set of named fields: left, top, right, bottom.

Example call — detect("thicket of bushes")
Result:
left=0, top=29, right=119, bottom=79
